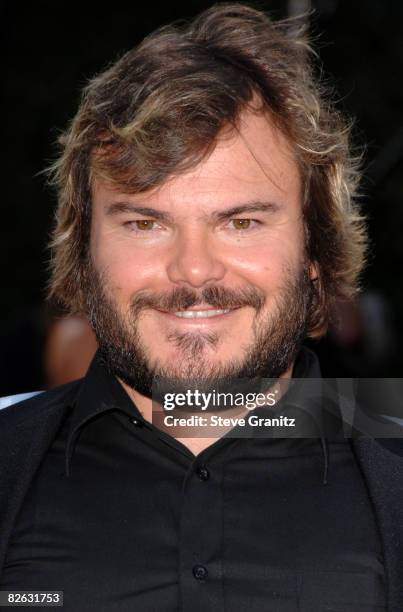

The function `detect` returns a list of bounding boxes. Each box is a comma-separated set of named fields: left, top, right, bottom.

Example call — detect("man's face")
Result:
left=88, top=109, right=317, bottom=396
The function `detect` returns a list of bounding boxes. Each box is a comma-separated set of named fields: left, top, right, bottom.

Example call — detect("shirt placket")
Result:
left=178, top=459, right=224, bottom=612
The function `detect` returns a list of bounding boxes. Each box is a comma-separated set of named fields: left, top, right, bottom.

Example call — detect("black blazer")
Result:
left=1, top=381, right=403, bottom=611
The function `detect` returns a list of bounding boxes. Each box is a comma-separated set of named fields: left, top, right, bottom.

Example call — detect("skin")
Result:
left=90, top=108, right=318, bottom=454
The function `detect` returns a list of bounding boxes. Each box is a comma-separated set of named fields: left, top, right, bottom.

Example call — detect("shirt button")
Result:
left=130, top=417, right=143, bottom=428
left=193, top=565, right=208, bottom=581
left=196, top=466, right=210, bottom=481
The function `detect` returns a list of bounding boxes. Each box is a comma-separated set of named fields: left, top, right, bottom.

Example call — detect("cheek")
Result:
left=90, top=229, right=165, bottom=303
left=227, top=234, right=303, bottom=290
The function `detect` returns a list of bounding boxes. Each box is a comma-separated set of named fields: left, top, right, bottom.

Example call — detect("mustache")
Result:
left=129, top=285, right=266, bottom=315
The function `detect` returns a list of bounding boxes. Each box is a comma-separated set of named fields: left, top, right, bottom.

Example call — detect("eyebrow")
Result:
left=105, top=200, right=280, bottom=223
left=211, top=202, right=280, bottom=223
left=105, top=202, right=174, bottom=222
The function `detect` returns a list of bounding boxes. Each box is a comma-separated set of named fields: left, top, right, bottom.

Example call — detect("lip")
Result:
left=154, top=306, right=241, bottom=324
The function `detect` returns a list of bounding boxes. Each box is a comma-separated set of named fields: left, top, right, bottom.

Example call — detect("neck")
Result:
left=120, top=360, right=295, bottom=456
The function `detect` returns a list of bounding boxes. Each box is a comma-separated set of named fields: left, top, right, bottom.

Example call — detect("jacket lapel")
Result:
left=352, top=438, right=403, bottom=612
left=0, top=391, right=75, bottom=574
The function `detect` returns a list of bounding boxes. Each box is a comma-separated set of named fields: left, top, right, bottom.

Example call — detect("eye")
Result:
left=229, top=218, right=260, bottom=230
left=134, top=220, right=155, bottom=230
left=125, top=219, right=158, bottom=231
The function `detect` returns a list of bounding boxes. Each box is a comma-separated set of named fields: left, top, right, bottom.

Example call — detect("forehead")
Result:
left=91, top=109, right=301, bottom=213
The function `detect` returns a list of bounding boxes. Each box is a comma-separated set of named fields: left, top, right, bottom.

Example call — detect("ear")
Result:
left=309, top=261, right=319, bottom=282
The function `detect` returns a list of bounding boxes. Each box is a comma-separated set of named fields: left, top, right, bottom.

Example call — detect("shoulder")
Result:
left=0, top=379, right=83, bottom=431
left=0, top=379, right=85, bottom=571
left=375, top=438, right=403, bottom=458
left=352, top=436, right=403, bottom=493
left=354, top=436, right=403, bottom=458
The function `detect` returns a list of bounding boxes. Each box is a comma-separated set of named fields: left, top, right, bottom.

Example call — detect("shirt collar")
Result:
left=65, top=350, right=141, bottom=477
left=290, top=345, right=344, bottom=484
left=65, top=346, right=342, bottom=482
left=292, top=341, right=322, bottom=378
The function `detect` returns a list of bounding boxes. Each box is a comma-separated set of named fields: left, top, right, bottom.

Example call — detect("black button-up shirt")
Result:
left=0, top=348, right=386, bottom=611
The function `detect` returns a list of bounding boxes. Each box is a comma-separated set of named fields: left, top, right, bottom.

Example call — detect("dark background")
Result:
left=1, top=0, right=402, bottom=395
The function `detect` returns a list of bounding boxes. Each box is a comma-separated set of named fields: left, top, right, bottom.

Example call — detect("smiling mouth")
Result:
left=156, top=306, right=240, bottom=319
left=173, top=308, right=232, bottom=318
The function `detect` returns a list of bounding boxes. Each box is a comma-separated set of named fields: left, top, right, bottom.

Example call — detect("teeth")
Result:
left=173, top=309, right=231, bottom=318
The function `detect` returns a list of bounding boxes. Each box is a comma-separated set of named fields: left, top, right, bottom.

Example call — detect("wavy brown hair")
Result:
left=46, top=2, right=367, bottom=338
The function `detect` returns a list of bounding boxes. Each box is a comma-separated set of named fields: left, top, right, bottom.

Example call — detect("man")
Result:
left=1, top=4, right=402, bottom=611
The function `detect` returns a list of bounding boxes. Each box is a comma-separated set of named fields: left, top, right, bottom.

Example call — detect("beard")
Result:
left=83, top=257, right=314, bottom=400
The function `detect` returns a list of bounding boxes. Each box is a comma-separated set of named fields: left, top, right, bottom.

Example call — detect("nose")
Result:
left=166, top=227, right=226, bottom=288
